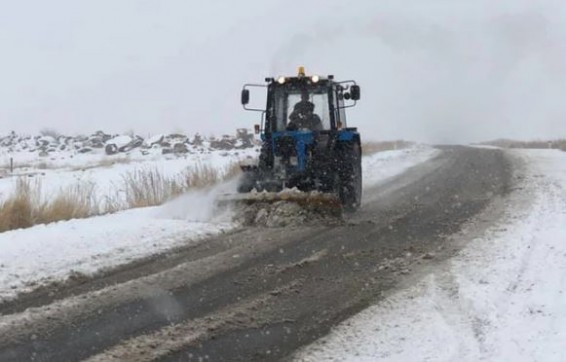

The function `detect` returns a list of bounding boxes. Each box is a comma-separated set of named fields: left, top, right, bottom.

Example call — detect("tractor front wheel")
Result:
left=237, top=170, right=257, bottom=193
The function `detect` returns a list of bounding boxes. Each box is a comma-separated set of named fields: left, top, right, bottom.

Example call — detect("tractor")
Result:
left=238, top=67, right=362, bottom=212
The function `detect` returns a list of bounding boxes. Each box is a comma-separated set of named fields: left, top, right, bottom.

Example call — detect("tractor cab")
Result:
left=241, top=66, right=360, bottom=134
left=238, top=67, right=362, bottom=211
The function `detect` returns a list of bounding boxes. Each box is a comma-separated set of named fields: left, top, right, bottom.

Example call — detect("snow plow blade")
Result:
left=216, top=190, right=343, bottom=218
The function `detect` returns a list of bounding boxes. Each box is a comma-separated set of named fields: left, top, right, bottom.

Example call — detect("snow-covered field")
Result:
left=0, top=146, right=437, bottom=303
left=295, top=149, right=566, bottom=362
left=362, top=145, right=439, bottom=187
left=0, top=143, right=257, bottom=205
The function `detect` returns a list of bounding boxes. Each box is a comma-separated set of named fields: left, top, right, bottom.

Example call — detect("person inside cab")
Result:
left=287, top=91, right=323, bottom=131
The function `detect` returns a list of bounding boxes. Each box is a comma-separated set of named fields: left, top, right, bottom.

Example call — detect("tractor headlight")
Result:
left=277, top=76, right=286, bottom=84
left=311, top=75, right=320, bottom=83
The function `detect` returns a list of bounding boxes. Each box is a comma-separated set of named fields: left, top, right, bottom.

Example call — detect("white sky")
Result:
left=1, top=0, right=566, bottom=143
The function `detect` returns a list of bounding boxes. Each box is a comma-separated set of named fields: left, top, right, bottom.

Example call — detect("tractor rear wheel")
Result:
left=237, top=170, right=257, bottom=193
left=339, top=142, right=362, bottom=212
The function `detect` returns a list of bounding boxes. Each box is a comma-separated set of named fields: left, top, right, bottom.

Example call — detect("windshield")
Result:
left=273, top=87, right=330, bottom=131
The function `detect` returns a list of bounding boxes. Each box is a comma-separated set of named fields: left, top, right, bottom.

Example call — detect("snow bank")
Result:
left=363, top=146, right=440, bottom=187
left=295, top=149, right=566, bottom=362
left=0, top=200, right=235, bottom=303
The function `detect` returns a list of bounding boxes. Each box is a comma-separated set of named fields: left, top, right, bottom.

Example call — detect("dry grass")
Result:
left=181, top=163, right=241, bottom=188
left=0, top=179, right=36, bottom=232
left=37, top=183, right=98, bottom=224
left=181, top=165, right=220, bottom=189
left=121, top=168, right=182, bottom=208
left=0, top=178, right=100, bottom=232
left=0, top=160, right=244, bottom=232
left=0, top=161, right=32, bottom=171
left=478, top=139, right=566, bottom=151
left=223, top=161, right=244, bottom=179
left=37, top=162, right=50, bottom=170
left=71, top=156, right=132, bottom=172
left=362, top=140, right=415, bottom=155
left=120, top=161, right=242, bottom=209
left=96, top=156, right=132, bottom=168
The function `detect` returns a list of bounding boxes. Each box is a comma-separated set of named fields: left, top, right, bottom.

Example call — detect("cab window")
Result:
left=273, top=88, right=331, bottom=131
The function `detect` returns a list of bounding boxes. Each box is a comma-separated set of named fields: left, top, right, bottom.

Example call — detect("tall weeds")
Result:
left=37, top=183, right=98, bottom=224
left=0, top=179, right=36, bottom=232
left=0, top=161, right=242, bottom=232
left=0, top=179, right=98, bottom=232
left=120, top=162, right=241, bottom=208
left=121, top=168, right=181, bottom=208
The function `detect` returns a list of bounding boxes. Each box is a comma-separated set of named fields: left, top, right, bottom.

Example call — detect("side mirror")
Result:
left=254, top=124, right=260, bottom=134
left=350, top=85, right=360, bottom=101
left=241, top=89, right=250, bottom=105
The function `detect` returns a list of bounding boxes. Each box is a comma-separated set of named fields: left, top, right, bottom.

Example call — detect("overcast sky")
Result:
left=1, top=0, right=566, bottom=143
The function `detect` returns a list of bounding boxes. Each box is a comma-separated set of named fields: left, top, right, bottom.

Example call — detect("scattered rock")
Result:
left=210, top=135, right=236, bottom=150
left=143, top=134, right=164, bottom=148
left=105, top=144, right=119, bottom=155
left=173, top=143, right=189, bottom=154
left=0, top=130, right=257, bottom=158
left=106, top=135, right=132, bottom=149
left=119, top=137, right=143, bottom=152
left=192, top=133, right=203, bottom=146
left=168, top=133, right=187, bottom=140
left=236, top=128, right=255, bottom=148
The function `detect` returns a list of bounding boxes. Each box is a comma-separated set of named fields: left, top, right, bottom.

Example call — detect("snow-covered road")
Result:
left=0, top=146, right=438, bottom=303
left=295, top=148, right=566, bottom=362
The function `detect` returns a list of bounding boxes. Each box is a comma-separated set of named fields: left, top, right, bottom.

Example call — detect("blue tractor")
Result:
left=239, top=67, right=362, bottom=212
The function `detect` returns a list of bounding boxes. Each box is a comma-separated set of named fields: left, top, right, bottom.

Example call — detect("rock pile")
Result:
left=0, top=128, right=257, bottom=157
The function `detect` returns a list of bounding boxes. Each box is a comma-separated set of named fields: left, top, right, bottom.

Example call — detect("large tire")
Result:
left=339, top=142, right=362, bottom=212
left=237, top=171, right=257, bottom=193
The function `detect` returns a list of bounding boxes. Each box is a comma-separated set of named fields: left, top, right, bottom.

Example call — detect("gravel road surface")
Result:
left=0, top=146, right=513, bottom=362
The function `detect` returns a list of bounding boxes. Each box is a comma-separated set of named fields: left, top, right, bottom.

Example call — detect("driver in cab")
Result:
left=287, top=91, right=323, bottom=131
